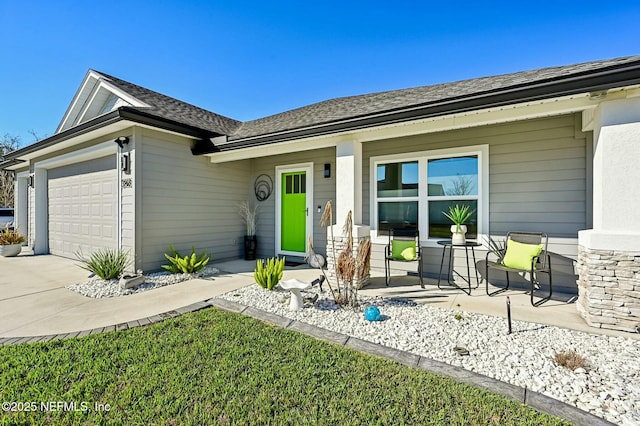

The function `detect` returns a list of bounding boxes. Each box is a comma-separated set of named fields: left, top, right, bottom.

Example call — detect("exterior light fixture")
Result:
left=121, top=153, right=131, bottom=174
left=324, top=163, right=331, bottom=178
left=115, top=136, right=130, bottom=148
left=28, top=174, right=34, bottom=188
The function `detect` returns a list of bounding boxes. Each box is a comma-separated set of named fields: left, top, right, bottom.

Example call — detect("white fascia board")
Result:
left=75, top=81, right=108, bottom=126
left=15, top=121, right=134, bottom=163
left=355, top=94, right=599, bottom=143
left=35, top=140, right=116, bottom=170
left=207, top=93, right=601, bottom=164
left=15, top=121, right=201, bottom=168
left=98, top=80, right=150, bottom=108
left=208, top=135, right=341, bottom=163
left=76, top=80, right=149, bottom=126
left=56, top=71, right=101, bottom=133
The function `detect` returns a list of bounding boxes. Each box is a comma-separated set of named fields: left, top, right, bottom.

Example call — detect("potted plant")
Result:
left=0, top=226, right=25, bottom=257
left=239, top=201, right=258, bottom=260
left=443, top=204, right=475, bottom=245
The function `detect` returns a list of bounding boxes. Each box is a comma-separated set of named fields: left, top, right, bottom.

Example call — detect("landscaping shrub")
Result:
left=554, top=350, right=588, bottom=371
left=162, top=245, right=210, bottom=274
left=75, top=249, right=131, bottom=280
left=254, top=257, right=285, bottom=290
left=0, top=226, right=25, bottom=245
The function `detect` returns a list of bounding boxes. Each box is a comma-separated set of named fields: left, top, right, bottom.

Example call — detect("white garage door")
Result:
left=48, top=157, right=117, bottom=259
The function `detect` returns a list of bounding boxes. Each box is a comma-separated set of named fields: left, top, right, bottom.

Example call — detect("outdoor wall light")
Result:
left=115, top=136, right=130, bottom=148
left=121, top=153, right=131, bottom=174
left=28, top=174, right=34, bottom=188
left=324, top=163, right=331, bottom=178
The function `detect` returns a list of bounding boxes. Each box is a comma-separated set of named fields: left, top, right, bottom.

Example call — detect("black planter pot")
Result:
left=244, top=235, right=257, bottom=260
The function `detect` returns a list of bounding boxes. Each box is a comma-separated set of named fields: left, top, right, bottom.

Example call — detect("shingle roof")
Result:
left=92, top=70, right=242, bottom=136
left=94, top=55, right=640, bottom=145
left=228, top=55, right=640, bottom=141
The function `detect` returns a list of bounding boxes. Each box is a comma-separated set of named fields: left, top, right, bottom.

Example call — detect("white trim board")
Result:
left=369, top=144, right=489, bottom=247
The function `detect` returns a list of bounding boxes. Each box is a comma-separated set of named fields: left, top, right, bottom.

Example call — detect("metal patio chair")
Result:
left=485, top=231, right=553, bottom=306
left=385, top=228, right=423, bottom=288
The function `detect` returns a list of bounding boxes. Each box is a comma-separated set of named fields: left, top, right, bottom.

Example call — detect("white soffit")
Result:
left=10, top=121, right=134, bottom=166
left=207, top=92, right=601, bottom=163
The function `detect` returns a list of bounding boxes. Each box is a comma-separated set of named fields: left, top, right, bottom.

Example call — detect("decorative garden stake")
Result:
left=506, top=296, right=512, bottom=334
left=364, top=305, right=382, bottom=322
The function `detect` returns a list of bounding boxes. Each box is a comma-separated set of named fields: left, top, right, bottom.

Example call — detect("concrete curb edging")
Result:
left=0, top=297, right=613, bottom=426
left=209, top=298, right=614, bottom=426
left=0, top=301, right=212, bottom=346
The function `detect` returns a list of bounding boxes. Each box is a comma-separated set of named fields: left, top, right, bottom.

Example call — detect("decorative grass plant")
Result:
left=75, top=248, right=131, bottom=280
left=320, top=201, right=372, bottom=307
left=554, top=350, right=588, bottom=371
left=0, top=226, right=25, bottom=245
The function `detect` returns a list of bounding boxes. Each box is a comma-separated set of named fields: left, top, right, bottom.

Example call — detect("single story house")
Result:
left=2, top=55, right=640, bottom=332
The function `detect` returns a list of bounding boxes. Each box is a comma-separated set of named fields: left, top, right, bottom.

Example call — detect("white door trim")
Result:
left=275, top=162, right=314, bottom=257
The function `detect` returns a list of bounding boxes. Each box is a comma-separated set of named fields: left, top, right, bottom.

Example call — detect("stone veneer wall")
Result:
left=325, top=233, right=371, bottom=290
left=577, top=246, right=640, bottom=333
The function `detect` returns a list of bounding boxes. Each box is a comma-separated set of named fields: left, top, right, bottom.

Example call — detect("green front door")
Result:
left=281, top=171, right=307, bottom=253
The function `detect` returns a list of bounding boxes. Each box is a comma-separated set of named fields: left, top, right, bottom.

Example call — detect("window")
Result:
left=376, top=162, right=418, bottom=231
left=371, top=146, right=487, bottom=244
left=427, top=156, right=478, bottom=239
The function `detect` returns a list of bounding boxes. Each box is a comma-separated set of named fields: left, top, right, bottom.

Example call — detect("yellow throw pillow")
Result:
left=502, top=239, right=543, bottom=270
left=391, top=240, right=416, bottom=260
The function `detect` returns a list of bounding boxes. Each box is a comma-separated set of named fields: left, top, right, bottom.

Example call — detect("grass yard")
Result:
left=0, top=308, right=568, bottom=425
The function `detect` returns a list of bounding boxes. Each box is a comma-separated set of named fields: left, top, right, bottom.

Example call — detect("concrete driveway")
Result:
left=0, top=254, right=256, bottom=338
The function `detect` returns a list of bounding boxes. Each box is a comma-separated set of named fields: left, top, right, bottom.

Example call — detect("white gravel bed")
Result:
left=66, top=266, right=219, bottom=298
left=219, top=284, right=640, bottom=425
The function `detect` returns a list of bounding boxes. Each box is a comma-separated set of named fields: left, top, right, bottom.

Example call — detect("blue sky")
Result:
left=1, top=1, right=639, bottom=147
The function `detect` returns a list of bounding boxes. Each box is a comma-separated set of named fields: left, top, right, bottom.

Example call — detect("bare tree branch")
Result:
left=0, top=133, right=22, bottom=208
left=446, top=175, right=474, bottom=196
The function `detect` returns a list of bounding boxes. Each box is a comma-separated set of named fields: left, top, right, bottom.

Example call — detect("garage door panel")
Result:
left=48, top=167, right=117, bottom=259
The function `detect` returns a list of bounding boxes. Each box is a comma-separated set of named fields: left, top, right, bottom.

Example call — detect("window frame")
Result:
left=370, top=145, right=489, bottom=247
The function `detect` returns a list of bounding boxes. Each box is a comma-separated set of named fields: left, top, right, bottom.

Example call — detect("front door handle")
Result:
left=306, top=207, right=309, bottom=216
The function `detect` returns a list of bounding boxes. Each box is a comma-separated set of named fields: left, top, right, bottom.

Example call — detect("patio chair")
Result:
left=485, top=231, right=552, bottom=306
left=385, top=228, right=423, bottom=288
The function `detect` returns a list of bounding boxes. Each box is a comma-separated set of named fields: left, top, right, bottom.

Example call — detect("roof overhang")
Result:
left=1, top=107, right=224, bottom=170
left=209, top=60, right=640, bottom=156
left=205, top=90, right=619, bottom=164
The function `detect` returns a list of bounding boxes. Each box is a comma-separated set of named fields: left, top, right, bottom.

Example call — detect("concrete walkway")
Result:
left=0, top=255, right=256, bottom=338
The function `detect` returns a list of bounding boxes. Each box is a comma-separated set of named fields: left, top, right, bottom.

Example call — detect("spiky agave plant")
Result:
left=254, top=257, right=285, bottom=290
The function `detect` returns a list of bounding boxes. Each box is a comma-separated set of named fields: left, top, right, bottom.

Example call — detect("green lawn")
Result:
left=0, top=308, right=568, bottom=425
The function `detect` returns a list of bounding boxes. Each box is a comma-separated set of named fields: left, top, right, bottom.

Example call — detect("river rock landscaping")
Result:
left=67, top=266, right=219, bottom=298
left=219, top=283, right=640, bottom=426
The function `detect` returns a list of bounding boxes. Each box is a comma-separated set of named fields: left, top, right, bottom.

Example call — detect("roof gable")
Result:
left=57, top=70, right=241, bottom=137
left=56, top=70, right=149, bottom=133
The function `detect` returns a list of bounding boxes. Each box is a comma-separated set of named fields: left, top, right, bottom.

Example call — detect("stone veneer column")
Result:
left=325, top=225, right=371, bottom=289
left=577, top=96, right=640, bottom=333
left=577, top=241, right=640, bottom=333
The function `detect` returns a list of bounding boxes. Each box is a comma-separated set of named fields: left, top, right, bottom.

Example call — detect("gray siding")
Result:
left=363, top=114, right=587, bottom=292
left=252, top=148, right=336, bottom=259
left=139, top=128, right=251, bottom=271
